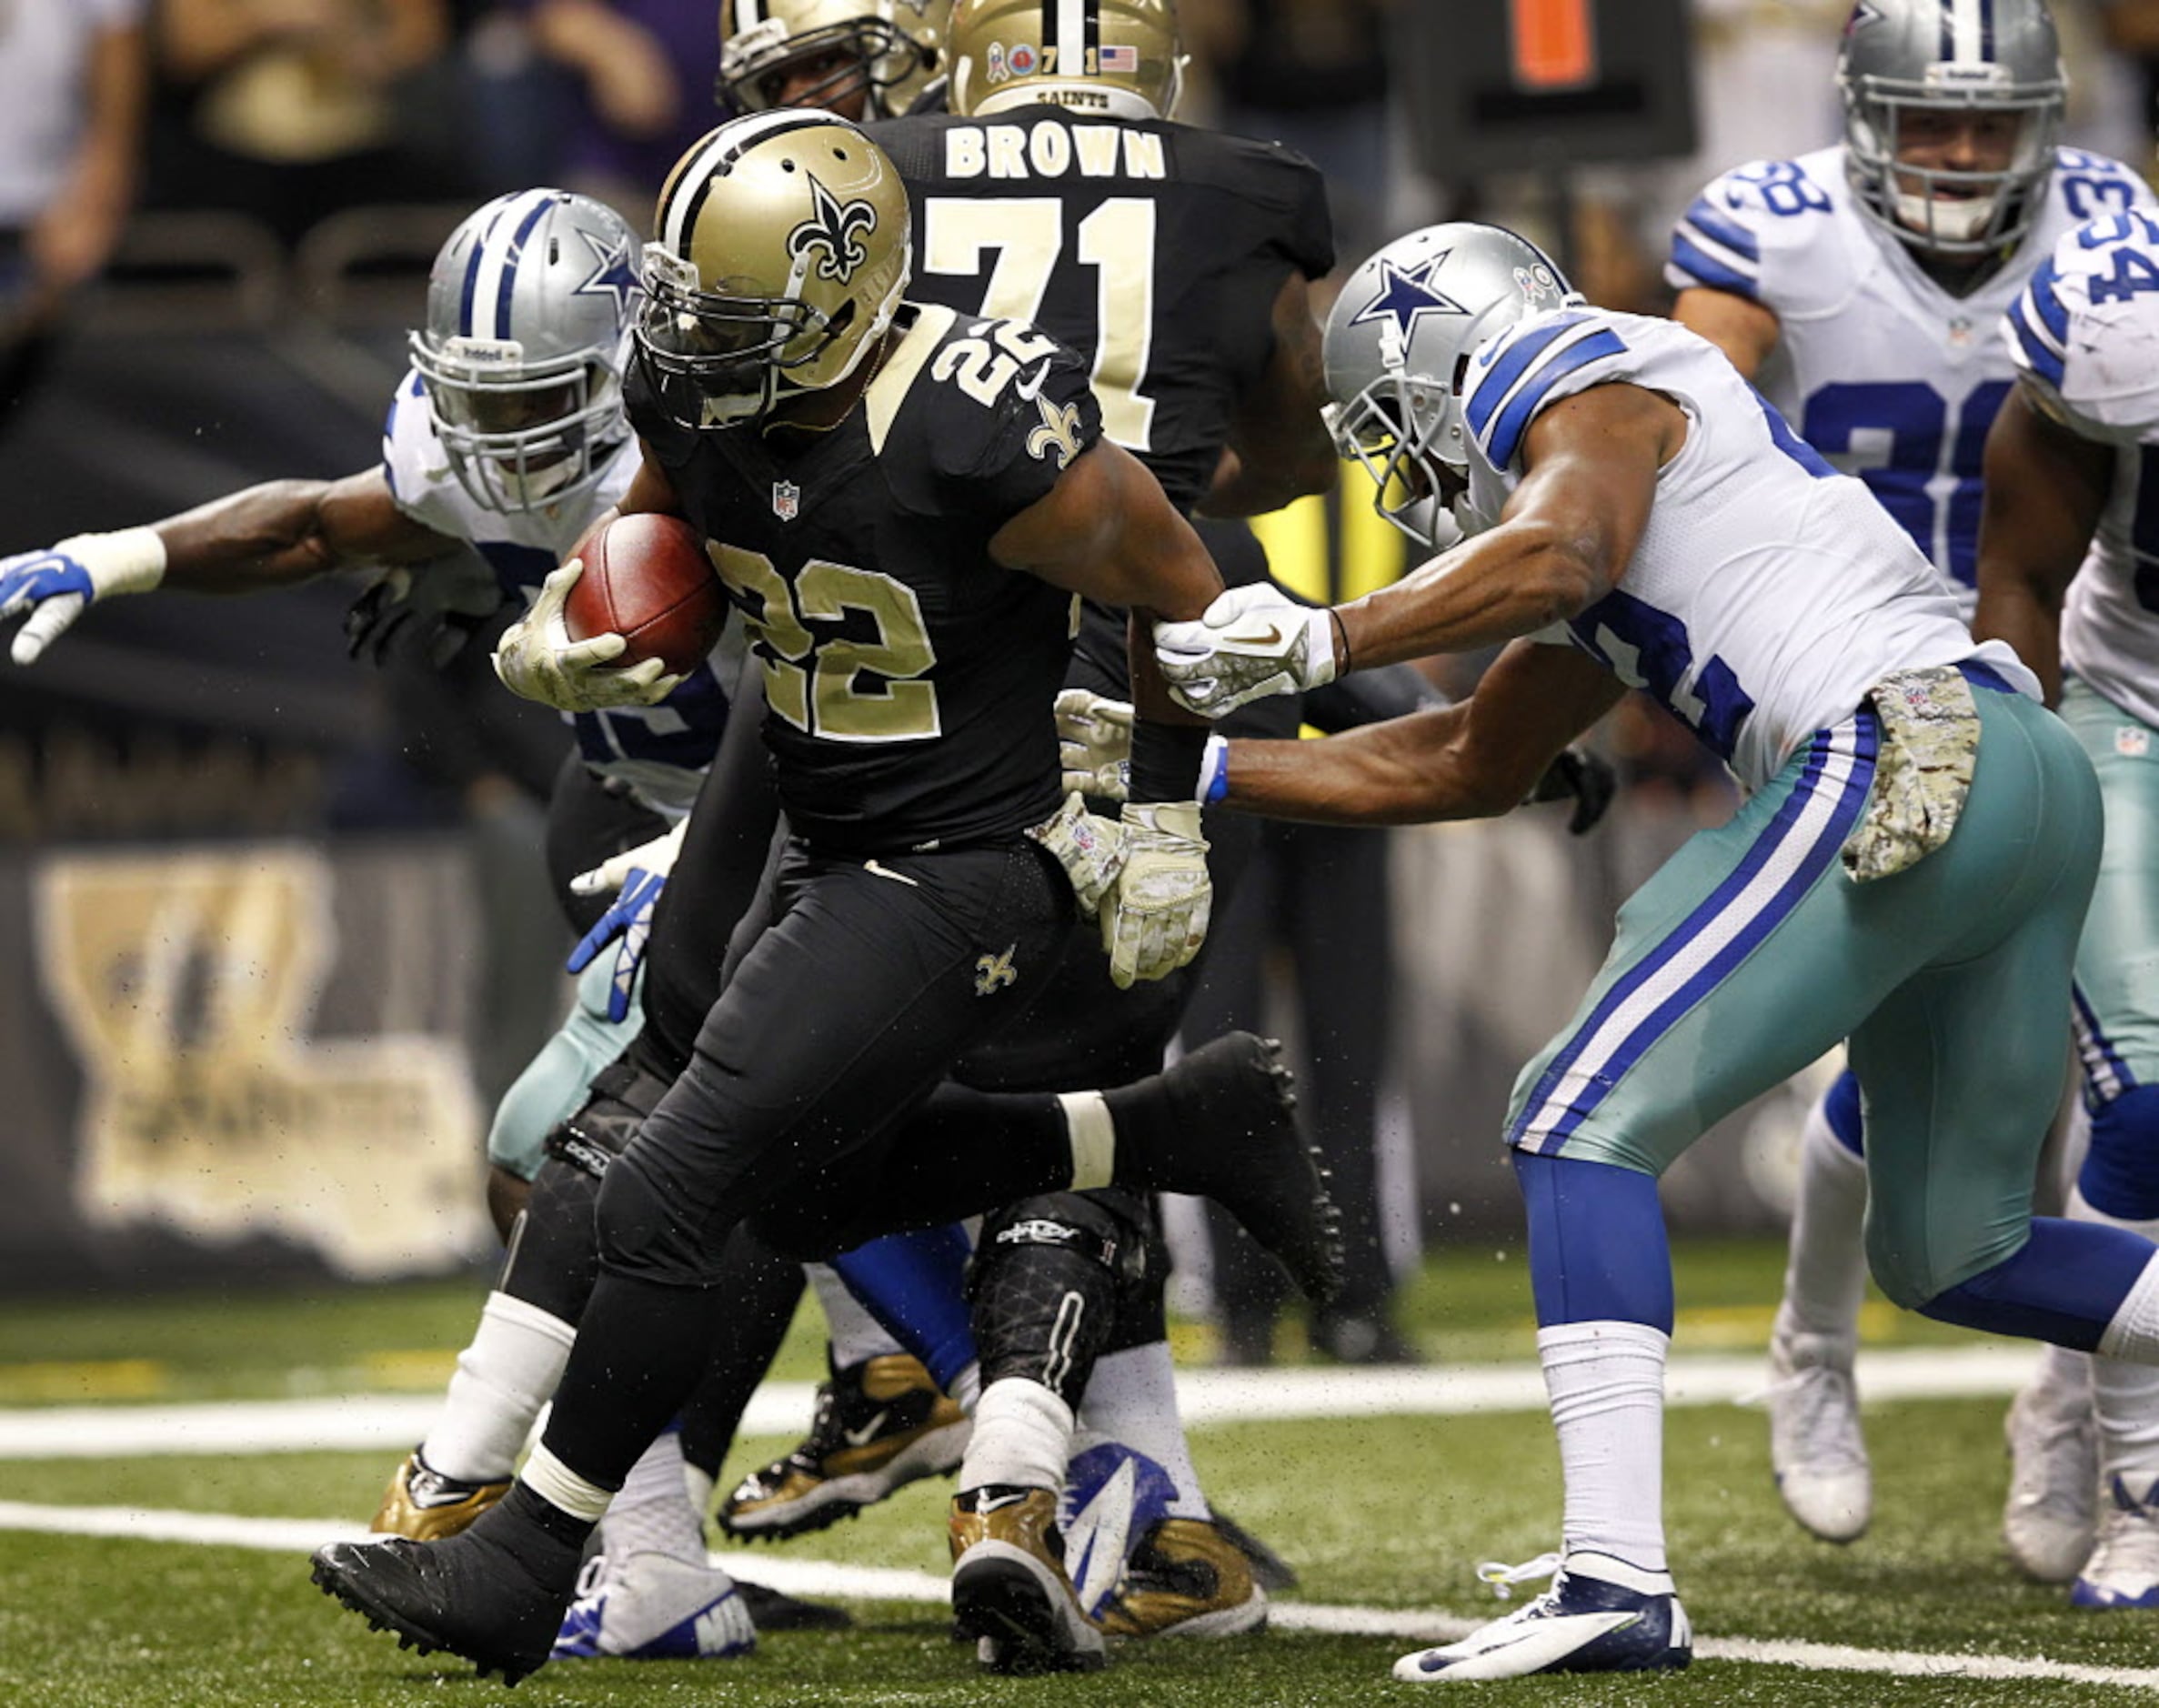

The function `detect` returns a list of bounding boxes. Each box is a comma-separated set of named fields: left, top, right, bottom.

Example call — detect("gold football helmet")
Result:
left=718, top=0, right=919, bottom=120
left=946, top=0, right=1185, bottom=122
left=638, top=112, right=911, bottom=430
left=886, top=0, right=955, bottom=113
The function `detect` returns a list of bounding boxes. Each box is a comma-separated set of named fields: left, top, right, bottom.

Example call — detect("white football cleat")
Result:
left=1391, top=1552, right=1691, bottom=1683
left=2072, top=1479, right=2159, bottom=1609
left=1765, top=1319, right=1871, bottom=1542
left=2004, top=1376, right=2098, bottom=1583
left=549, top=1552, right=757, bottom=1662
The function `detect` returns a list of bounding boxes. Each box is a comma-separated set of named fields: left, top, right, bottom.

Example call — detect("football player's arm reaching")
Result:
left=0, top=469, right=467, bottom=665
left=1972, top=382, right=2114, bottom=707
left=1672, top=286, right=1781, bottom=382
left=991, top=437, right=1224, bottom=987
left=1156, top=380, right=1678, bottom=716
left=1200, top=268, right=1339, bottom=518
left=1219, top=638, right=1624, bottom=825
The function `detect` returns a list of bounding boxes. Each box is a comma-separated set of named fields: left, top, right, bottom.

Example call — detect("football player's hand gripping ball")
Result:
left=492, top=559, right=684, bottom=711
left=1153, top=583, right=1338, bottom=718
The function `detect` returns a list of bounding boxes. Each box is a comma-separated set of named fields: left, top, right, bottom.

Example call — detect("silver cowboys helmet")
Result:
left=411, top=188, right=640, bottom=515
left=1839, top=0, right=2065, bottom=256
left=1321, top=222, right=1577, bottom=548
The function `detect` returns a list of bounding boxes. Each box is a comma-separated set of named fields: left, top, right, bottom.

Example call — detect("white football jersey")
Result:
left=2003, top=211, right=2159, bottom=732
left=382, top=369, right=731, bottom=819
left=1459, top=307, right=2039, bottom=793
left=1668, top=144, right=2154, bottom=604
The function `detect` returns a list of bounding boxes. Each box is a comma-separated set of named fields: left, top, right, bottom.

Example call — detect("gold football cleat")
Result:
left=1098, top=1517, right=1269, bottom=1639
left=370, top=1450, right=512, bottom=1542
left=720, top=1352, right=969, bottom=1539
left=949, top=1485, right=1107, bottom=1673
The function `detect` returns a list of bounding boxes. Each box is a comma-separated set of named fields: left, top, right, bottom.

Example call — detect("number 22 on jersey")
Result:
left=921, top=196, right=1158, bottom=451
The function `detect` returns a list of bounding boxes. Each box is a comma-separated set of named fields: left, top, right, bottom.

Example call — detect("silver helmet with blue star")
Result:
left=1839, top=0, right=2065, bottom=257
left=411, top=188, right=641, bottom=514
left=1322, top=222, right=1576, bottom=547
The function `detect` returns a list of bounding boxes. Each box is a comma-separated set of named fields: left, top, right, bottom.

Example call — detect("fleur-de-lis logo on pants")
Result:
left=787, top=172, right=878, bottom=285
left=975, top=945, right=1019, bottom=996
left=1026, top=393, right=1083, bottom=470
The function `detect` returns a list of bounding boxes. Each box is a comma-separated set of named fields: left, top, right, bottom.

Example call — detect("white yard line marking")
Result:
left=1, top=1499, right=2154, bottom=1692
left=0, top=1344, right=2044, bottom=1459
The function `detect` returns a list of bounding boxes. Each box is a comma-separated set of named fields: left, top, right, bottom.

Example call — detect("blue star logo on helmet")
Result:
left=1349, top=255, right=1468, bottom=341
left=787, top=172, right=879, bottom=286
left=572, top=227, right=638, bottom=318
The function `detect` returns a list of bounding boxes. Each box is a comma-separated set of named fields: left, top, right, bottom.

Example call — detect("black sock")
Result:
left=502, top=1480, right=597, bottom=1554
left=537, top=1270, right=727, bottom=1491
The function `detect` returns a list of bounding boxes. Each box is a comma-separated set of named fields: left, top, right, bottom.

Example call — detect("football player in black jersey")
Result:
left=308, top=111, right=1343, bottom=1687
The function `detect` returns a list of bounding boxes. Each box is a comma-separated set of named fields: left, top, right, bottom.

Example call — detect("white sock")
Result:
left=598, top=1426, right=709, bottom=1564
left=2073, top=1188, right=2159, bottom=1495
left=522, top=1442, right=615, bottom=1522
left=1540, top=1321, right=1672, bottom=1582
left=959, top=1377, right=1073, bottom=1493
left=1778, top=1090, right=1869, bottom=1342
left=422, top=1291, right=576, bottom=1484
left=806, top=1262, right=906, bottom=1369
left=1070, top=1342, right=1210, bottom=1519
left=1061, top=1090, right=1115, bottom=1191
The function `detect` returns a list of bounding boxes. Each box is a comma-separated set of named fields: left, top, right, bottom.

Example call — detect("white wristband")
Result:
left=53, top=527, right=167, bottom=598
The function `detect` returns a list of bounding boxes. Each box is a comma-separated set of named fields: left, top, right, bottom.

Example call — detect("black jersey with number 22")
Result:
left=626, top=302, right=1103, bottom=857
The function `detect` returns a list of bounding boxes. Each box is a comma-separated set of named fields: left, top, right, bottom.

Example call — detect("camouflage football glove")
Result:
left=1027, top=790, right=1128, bottom=919
left=1153, top=583, right=1337, bottom=719
left=0, top=527, right=166, bottom=665
left=1055, top=688, right=1135, bottom=800
left=1100, top=799, right=1210, bottom=989
left=492, top=559, right=683, bottom=712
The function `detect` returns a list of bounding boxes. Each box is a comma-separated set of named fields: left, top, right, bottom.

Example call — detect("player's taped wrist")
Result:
left=54, top=528, right=168, bottom=599
left=1126, top=718, right=1210, bottom=803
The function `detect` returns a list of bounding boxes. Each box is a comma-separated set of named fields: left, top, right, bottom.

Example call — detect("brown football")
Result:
left=562, top=512, right=728, bottom=678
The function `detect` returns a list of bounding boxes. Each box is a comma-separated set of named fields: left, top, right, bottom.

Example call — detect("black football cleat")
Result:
left=311, top=1501, right=584, bottom=1685
left=1110, top=1031, right=1345, bottom=1303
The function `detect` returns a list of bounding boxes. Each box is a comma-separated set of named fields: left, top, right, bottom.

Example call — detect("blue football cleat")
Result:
left=550, top=1552, right=757, bottom=1661
left=1392, top=1552, right=1692, bottom=1683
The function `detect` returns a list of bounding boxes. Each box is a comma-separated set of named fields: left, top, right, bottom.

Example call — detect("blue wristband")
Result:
left=1200, top=734, right=1230, bottom=806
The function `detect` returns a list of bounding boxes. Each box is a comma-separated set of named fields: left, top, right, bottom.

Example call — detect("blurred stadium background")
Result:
left=0, top=0, right=2144, bottom=1311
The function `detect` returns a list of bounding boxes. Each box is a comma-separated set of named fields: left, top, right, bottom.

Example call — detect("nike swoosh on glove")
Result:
left=1153, top=583, right=1336, bottom=718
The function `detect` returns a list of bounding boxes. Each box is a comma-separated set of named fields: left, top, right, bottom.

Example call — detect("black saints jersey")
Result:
left=874, top=105, right=1334, bottom=516
left=627, top=304, right=1103, bottom=856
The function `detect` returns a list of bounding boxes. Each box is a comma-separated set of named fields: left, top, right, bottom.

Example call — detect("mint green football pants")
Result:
left=487, top=956, right=645, bottom=1182
left=1506, top=682, right=2102, bottom=1308
left=2062, top=677, right=2159, bottom=1100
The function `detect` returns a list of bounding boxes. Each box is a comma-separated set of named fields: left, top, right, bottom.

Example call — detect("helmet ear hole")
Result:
left=1451, top=354, right=1470, bottom=395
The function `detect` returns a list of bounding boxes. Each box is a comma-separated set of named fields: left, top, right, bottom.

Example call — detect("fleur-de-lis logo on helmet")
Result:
left=1026, top=393, right=1084, bottom=470
left=787, top=172, right=879, bottom=285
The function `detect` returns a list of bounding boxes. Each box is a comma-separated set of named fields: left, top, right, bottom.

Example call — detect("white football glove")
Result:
left=1153, top=583, right=1338, bottom=718
left=570, top=816, right=689, bottom=898
left=1055, top=688, right=1135, bottom=800
left=1027, top=789, right=1128, bottom=918
left=566, top=819, right=688, bottom=1024
left=491, top=558, right=685, bottom=712
left=0, top=527, right=166, bottom=665
left=1100, top=799, right=1210, bottom=989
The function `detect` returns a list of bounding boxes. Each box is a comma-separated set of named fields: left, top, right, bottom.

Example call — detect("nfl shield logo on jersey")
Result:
left=772, top=479, right=800, bottom=521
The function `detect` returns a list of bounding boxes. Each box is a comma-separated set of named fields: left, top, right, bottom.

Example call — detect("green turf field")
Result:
left=0, top=1240, right=2146, bottom=1706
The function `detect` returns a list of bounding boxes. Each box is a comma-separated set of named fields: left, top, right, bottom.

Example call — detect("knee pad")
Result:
left=543, top=1058, right=674, bottom=1181
left=2079, top=1085, right=2159, bottom=1223
left=969, top=1192, right=1145, bottom=1405
left=1099, top=1191, right=1172, bottom=1357
left=498, top=1155, right=604, bottom=1324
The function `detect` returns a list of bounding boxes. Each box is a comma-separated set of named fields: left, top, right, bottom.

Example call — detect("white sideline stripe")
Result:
left=3, top=1501, right=2157, bottom=1692
left=0, top=1345, right=2045, bottom=1459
